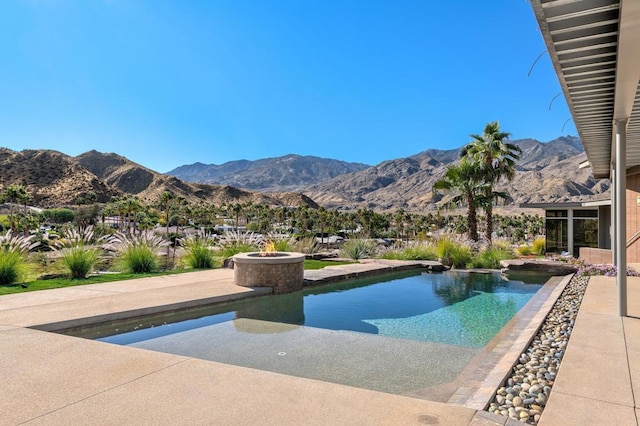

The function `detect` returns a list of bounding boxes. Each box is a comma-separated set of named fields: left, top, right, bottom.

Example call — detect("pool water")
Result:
left=69, top=271, right=548, bottom=395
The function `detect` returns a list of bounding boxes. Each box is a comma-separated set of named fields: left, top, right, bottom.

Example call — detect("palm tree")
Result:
left=122, top=196, right=143, bottom=235
left=4, top=184, right=28, bottom=232
left=461, top=121, right=521, bottom=242
left=317, top=207, right=329, bottom=250
left=433, top=160, right=485, bottom=241
left=159, top=191, right=175, bottom=235
left=231, top=203, right=243, bottom=231
left=394, top=208, right=405, bottom=242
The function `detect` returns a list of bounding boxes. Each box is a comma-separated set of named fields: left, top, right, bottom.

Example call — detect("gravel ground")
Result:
left=486, top=274, right=589, bottom=424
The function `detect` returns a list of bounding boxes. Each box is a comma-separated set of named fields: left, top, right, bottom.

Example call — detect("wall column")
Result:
left=611, top=166, right=616, bottom=263
left=568, top=209, right=574, bottom=255
left=615, top=119, right=627, bottom=317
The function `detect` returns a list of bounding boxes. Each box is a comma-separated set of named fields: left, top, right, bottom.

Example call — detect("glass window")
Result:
left=574, top=218, right=598, bottom=252
left=546, top=210, right=568, bottom=218
left=573, top=210, right=598, bottom=218
left=546, top=218, right=568, bottom=253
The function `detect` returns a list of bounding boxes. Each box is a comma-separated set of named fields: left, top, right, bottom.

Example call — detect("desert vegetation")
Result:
left=0, top=175, right=552, bottom=293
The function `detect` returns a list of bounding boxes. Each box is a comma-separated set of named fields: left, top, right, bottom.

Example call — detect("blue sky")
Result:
left=0, top=0, right=575, bottom=173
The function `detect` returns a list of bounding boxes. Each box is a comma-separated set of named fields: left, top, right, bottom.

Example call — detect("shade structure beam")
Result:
left=615, top=119, right=627, bottom=317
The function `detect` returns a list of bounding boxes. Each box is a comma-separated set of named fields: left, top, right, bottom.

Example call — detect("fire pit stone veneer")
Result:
left=232, top=252, right=305, bottom=294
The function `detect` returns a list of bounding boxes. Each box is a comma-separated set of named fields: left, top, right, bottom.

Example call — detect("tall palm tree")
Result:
left=461, top=121, right=521, bottom=242
left=4, top=184, right=28, bottom=232
left=231, top=203, right=243, bottom=231
left=433, top=160, right=485, bottom=241
left=394, top=208, right=405, bottom=242
left=158, top=190, right=175, bottom=240
left=122, top=196, right=143, bottom=235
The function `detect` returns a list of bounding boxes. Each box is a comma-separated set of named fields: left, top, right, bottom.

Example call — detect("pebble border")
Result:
left=486, top=274, right=589, bottom=424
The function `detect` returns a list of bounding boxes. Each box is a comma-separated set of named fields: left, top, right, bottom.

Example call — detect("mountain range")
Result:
left=0, top=148, right=318, bottom=209
left=0, top=135, right=609, bottom=211
left=167, top=155, right=370, bottom=192
left=169, top=136, right=609, bottom=211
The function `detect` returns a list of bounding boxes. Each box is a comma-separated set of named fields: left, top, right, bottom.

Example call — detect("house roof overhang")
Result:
left=530, top=0, right=640, bottom=179
left=520, top=200, right=609, bottom=209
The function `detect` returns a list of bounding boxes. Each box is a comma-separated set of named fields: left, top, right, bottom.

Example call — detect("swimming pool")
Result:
left=67, top=270, right=548, bottom=396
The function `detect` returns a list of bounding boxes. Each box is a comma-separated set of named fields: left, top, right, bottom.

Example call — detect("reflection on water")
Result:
left=65, top=270, right=548, bottom=348
left=235, top=291, right=305, bottom=328
left=430, top=271, right=550, bottom=305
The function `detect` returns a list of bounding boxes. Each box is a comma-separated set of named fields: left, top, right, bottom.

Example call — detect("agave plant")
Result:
left=340, top=238, right=377, bottom=260
left=291, top=236, right=319, bottom=254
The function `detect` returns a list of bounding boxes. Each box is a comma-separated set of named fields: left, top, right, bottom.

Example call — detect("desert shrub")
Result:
left=51, top=225, right=105, bottom=278
left=103, top=231, right=168, bottom=273
left=0, top=215, right=10, bottom=231
left=450, top=245, right=472, bottom=268
left=217, top=243, right=257, bottom=258
left=380, top=248, right=407, bottom=260
left=263, top=234, right=297, bottom=252
left=381, top=242, right=437, bottom=260
left=340, top=238, right=377, bottom=260
left=92, top=223, right=115, bottom=238
left=0, top=251, right=25, bottom=285
left=0, top=231, right=40, bottom=285
left=215, top=231, right=262, bottom=258
left=532, top=237, right=546, bottom=255
left=219, top=231, right=264, bottom=247
left=491, top=238, right=513, bottom=251
left=0, top=230, right=41, bottom=253
left=50, top=225, right=104, bottom=248
left=517, top=245, right=534, bottom=256
left=182, top=238, right=215, bottom=269
left=435, top=235, right=471, bottom=268
left=61, top=246, right=100, bottom=279
left=291, top=236, right=319, bottom=254
left=120, top=244, right=158, bottom=273
left=272, top=238, right=293, bottom=252
left=469, top=247, right=514, bottom=269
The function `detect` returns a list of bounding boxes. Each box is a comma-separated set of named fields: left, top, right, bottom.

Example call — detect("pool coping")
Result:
left=453, top=273, right=573, bottom=410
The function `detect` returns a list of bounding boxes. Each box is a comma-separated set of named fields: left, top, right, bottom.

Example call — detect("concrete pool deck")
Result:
left=0, top=265, right=638, bottom=425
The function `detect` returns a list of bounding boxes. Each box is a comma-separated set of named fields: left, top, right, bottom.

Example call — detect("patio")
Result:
left=0, top=267, right=638, bottom=425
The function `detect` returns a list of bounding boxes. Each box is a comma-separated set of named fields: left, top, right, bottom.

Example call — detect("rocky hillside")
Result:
left=76, top=150, right=318, bottom=208
left=0, top=148, right=121, bottom=207
left=167, top=154, right=370, bottom=191
left=0, top=148, right=318, bottom=209
left=165, top=135, right=606, bottom=212
left=303, top=136, right=609, bottom=211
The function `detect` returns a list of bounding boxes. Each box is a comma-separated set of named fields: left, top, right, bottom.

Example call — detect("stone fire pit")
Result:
left=232, top=252, right=305, bottom=294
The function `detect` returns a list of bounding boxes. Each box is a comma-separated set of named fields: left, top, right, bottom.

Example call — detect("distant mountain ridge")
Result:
left=0, top=135, right=608, bottom=212
left=0, top=148, right=318, bottom=209
left=167, top=154, right=370, bottom=191
left=169, top=135, right=608, bottom=211
left=304, top=136, right=606, bottom=211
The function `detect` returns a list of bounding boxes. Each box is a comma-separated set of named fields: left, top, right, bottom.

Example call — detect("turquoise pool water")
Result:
left=79, top=270, right=545, bottom=348
left=69, top=271, right=548, bottom=395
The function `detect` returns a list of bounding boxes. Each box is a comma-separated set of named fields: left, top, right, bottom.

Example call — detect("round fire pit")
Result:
left=232, top=252, right=305, bottom=294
